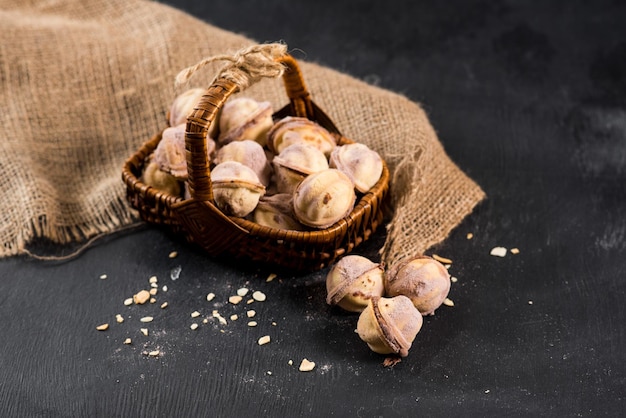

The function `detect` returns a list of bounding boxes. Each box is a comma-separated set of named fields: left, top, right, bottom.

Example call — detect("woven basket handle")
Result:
left=183, top=46, right=312, bottom=202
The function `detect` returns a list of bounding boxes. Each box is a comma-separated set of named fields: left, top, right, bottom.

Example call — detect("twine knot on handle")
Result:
left=175, top=43, right=288, bottom=90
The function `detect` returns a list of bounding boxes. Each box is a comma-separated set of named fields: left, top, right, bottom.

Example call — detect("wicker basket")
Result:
left=122, top=54, right=389, bottom=271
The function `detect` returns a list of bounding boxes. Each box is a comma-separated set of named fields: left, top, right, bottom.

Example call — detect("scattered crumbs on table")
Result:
left=124, top=298, right=133, bottom=306
left=230, top=314, right=238, bottom=321
left=237, top=287, right=249, bottom=297
left=443, top=298, right=454, bottom=307
left=140, top=328, right=149, bottom=336
left=140, top=316, right=153, bottom=323
left=510, top=247, right=520, bottom=254
left=206, top=292, right=215, bottom=302
left=149, top=276, right=158, bottom=284
left=451, top=276, right=458, bottom=283
left=266, top=273, right=277, bottom=282
left=123, top=338, right=132, bottom=345
left=96, top=323, right=109, bottom=331
left=258, top=335, right=271, bottom=345
left=168, top=251, right=178, bottom=259
left=191, top=311, right=201, bottom=318
left=162, top=285, right=168, bottom=292
left=466, top=233, right=474, bottom=240
left=528, top=300, right=533, bottom=305
left=246, top=310, right=256, bottom=318
left=247, top=321, right=258, bottom=327
left=116, top=314, right=124, bottom=323
left=490, top=247, right=507, bottom=257
left=190, top=323, right=199, bottom=330
left=99, top=274, right=107, bottom=280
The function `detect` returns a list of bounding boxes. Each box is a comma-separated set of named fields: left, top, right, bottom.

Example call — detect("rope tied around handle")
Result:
left=175, top=43, right=288, bottom=90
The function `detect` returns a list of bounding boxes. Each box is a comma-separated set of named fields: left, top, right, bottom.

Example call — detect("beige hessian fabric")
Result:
left=0, top=0, right=485, bottom=266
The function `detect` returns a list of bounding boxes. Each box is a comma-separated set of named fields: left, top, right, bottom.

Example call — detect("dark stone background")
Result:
left=1, top=0, right=624, bottom=416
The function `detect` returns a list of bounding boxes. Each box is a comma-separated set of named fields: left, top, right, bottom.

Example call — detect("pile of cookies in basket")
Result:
left=142, top=88, right=384, bottom=232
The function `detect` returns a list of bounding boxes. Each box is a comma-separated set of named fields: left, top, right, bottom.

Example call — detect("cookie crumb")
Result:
left=266, top=273, right=277, bottom=282
left=490, top=247, right=507, bottom=257
left=140, top=316, right=153, bottom=323
left=258, top=335, right=271, bottom=345
left=510, top=248, right=520, bottom=255
left=252, top=291, right=266, bottom=302
left=168, top=251, right=178, bottom=259
left=206, top=292, right=215, bottom=302
left=432, top=254, right=452, bottom=264
left=133, top=290, right=150, bottom=305
left=229, top=295, right=243, bottom=305
left=383, top=356, right=402, bottom=368
left=123, top=338, right=132, bottom=345
left=299, top=359, right=316, bottom=372
left=212, top=310, right=227, bottom=325
left=96, top=323, right=109, bottom=331
left=443, top=298, right=454, bottom=307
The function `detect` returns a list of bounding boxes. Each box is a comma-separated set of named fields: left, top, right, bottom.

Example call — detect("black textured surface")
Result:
left=2, top=0, right=625, bottom=416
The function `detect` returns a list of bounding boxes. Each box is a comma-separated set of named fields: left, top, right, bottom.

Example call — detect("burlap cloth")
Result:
left=0, top=0, right=485, bottom=266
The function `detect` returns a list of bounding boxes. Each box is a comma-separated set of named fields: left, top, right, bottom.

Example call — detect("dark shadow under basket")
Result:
left=122, top=54, right=390, bottom=271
